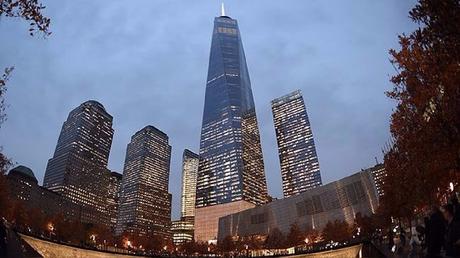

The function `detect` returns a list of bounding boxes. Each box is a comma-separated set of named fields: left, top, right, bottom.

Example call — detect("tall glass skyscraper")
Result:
left=195, top=8, right=268, bottom=242
left=271, top=90, right=322, bottom=197
left=171, top=149, right=199, bottom=245
left=43, top=100, right=114, bottom=225
left=116, top=125, right=172, bottom=239
left=181, top=149, right=199, bottom=221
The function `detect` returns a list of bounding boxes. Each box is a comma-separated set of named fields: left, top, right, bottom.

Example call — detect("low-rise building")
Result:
left=217, top=171, right=379, bottom=241
left=6, top=166, right=86, bottom=222
left=171, top=220, right=194, bottom=245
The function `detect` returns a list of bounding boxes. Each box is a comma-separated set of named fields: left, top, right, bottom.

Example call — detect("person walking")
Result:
left=0, top=220, right=7, bottom=258
left=442, top=204, right=460, bottom=258
left=426, top=206, right=446, bottom=257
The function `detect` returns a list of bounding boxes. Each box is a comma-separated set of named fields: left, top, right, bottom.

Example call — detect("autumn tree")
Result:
left=218, top=235, right=236, bottom=253
left=304, top=228, right=321, bottom=244
left=286, top=223, right=304, bottom=247
left=264, top=227, right=285, bottom=249
left=0, top=0, right=51, bottom=222
left=8, top=200, right=28, bottom=229
left=0, top=0, right=51, bottom=118
left=0, top=0, right=51, bottom=36
left=322, top=220, right=352, bottom=242
left=241, top=235, right=264, bottom=250
left=354, top=212, right=376, bottom=239
left=27, top=207, right=47, bottom=234
left=383, top=0, right=460, bottom=216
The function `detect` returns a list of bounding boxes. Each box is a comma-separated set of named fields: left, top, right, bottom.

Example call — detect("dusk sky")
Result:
left=0, top=0, right=417, bottom=219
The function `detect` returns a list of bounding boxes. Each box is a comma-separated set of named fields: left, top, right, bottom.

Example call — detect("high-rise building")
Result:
left=171, top=150, right=199, bottom=245
left=271, top=90, right=322, bottom=198
left=107, top=171, right=122, bottom=231
left=195, top=7, right=268, bottom=242
left=367, top=163, right=386, bottom=198
left=181, top=149, right=199, bottom=222
left=43, top=100, right=114, bottom=225
left=116, top=125, right=172, bottom=239
left=171, top=220, right=194, bottom=246
left=7, top=166, right=93, bottom=224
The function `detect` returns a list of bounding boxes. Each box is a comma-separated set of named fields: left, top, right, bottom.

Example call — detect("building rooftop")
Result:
left=271, top=90, right=303, bottom=107
left=9, top=165, right=38, bottom=184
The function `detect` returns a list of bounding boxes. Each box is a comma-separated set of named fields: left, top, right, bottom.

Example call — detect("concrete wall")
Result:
left=195, top=200, right=255, bottom=242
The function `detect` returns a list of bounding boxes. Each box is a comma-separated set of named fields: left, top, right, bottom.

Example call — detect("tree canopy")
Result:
left=383, top=0, right=460, bottom=219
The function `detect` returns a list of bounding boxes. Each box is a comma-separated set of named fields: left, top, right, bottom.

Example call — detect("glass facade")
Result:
left=43, top=100, right=114, bottom=226
left=271, top=90, right=322, bottom=197
left=218, top=171, right=379, bottom=241
left=196, top=15, right=268, bottom=208
left=181, top=149, right=199, bottom=221
left=116, top=125, right=172, bottom=239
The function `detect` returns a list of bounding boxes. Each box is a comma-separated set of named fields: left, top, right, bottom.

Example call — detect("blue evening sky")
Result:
left=0, top=0, right=417, bottom=219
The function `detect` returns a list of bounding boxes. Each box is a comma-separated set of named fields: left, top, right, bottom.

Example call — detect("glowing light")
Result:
left=450, top=182, right=454, bottom=191
left=221, top=2, right=225, bottom=16
left=47, top=223, right=54, bottom=232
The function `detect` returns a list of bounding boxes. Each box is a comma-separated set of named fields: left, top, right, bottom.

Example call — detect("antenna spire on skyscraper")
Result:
left=221, top=2, right=226, bottom=16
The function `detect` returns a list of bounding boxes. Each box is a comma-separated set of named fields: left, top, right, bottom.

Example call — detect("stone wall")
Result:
left=20, top=234, right=147, bottom=258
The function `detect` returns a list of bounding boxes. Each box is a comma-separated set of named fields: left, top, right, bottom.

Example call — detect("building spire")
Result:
left=221, top=2, right=226, bottom=16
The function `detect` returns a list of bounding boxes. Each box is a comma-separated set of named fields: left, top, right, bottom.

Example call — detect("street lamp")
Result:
left=47, top=222, right=54, bottom=239
left=90, top=234, right=97, bottom=243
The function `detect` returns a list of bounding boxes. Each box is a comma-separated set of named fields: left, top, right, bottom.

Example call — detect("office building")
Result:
left=195, top=6, right=268, bottom=242
left=171, top=220, right=194, bottom=245
left=271, top=90, right=322, bottom=197
left=43, top=100, right=114, bottom=226
left=107, top=171, right=122, bottom=231
left=367, top=163, right=386, bottom=198
left=7, top=165, right=90, bottom=223
left=181, top=149, right=199, bottom=222
left=116, top=126, right=172, bottom=239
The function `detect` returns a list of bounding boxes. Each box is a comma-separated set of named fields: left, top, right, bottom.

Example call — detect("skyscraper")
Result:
left=116, top=125, right=172, bottom=239
left=271, top=90, right=322, bottom=198
left=195, top=7, right=268, bottom=242
left=171, top=149, right=199, bottom=245
left=107, top=171, right=122, bottom=231
left=181, top=149, right=199, bottom=222
left=43, top=100, right=114, bottom=225
left=368, top=163, right=386, bottom=198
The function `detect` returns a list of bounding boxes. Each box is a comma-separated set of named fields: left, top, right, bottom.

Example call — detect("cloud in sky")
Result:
left=0, top=0, right=417, bottom=219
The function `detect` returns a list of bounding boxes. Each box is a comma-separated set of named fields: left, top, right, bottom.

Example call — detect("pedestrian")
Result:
left=0, top=220, right=7, bottom=257
left=388, top=229, right=395, bottom=252
left=450, top=194, right=460, bottom=222
left=400, top=229, right=406, bottom=247
left=409, top=222, right=421, bottom=252
left=426, top=206, right=445, bottom=257
left=442, top=204, right=460, bottom=258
